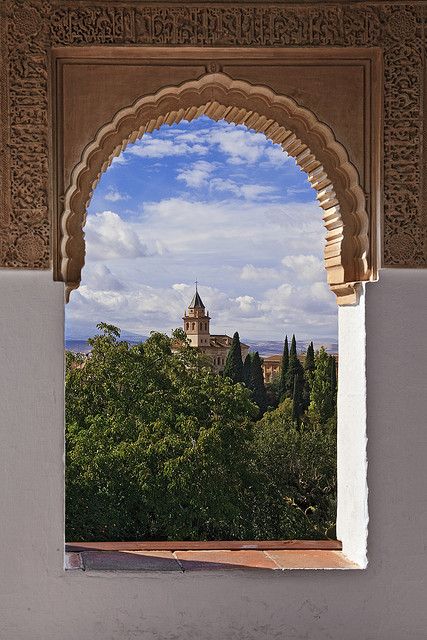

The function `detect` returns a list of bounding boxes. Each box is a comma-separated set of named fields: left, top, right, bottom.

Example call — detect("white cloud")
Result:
left=265, top=145, right=290, bottom=166
left=240, top=264, right=280, bottom=282
left=126, top=137, right=207, bottom=159
left=207, top=124, right=290, bottom=167
left=286, top=185, right=313, bottom=197
left=133, top=198, right=326, bottom=272
left=260, top=283, right=293, bottom=313
left=69, top=119, right=338, bottom=343
left=310, top=281, right=333, bottom=302
left=83, top=264, right=125, bottom=292
left=176, top=161, right=216, bottom=188
left=235, top=295, right=258, bottom=314
left=282, top=254, right=325, bottom=281
left=85, top=211, right=150, bottom=261
left=104, top=188, right=129, bottom=202
left=209, top=178, right=241, bottom=196
left=172, top=283, right=190, bottom=293
left=110, top=154, right=128, bottom=166
left=209, top=178, right=277, bottom=201
left=209, top=126, right=266, bottom=164
left=125, top=120, right=290, bottom=168
left=240, top=184, right=277, bottom=200
left=104, top=187, right=129, bottom=202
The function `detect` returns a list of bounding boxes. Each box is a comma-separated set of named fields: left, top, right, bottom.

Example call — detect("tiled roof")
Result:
left=262, top=354, right=283, bottom=362
left=189, top=290, right=205, bottom=309
left=210, top=334, right=249, bottom=349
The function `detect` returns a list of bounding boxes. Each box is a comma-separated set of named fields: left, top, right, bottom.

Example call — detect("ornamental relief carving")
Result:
left=0, top=1, right=426, bottom=277
left=61, top=73, right=369, bottom=304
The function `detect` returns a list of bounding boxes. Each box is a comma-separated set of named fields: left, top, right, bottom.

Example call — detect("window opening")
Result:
left=65, top=116, right=338, bottom=543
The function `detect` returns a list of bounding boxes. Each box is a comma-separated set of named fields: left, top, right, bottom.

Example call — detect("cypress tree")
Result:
left=279, top=335, right=289, bottom=400
left=223, top=331, right=244, bottom=384
left=305, top=342, right=315, bottom=375
left=292, top=371, right=304, bottom=424
left=286, top=334, right=303, bottom=397
left=243, top=353, right=252, bottom=387
left=302, top=341, right=315, bottom=411
left=250, top=352, right=268, bottom=416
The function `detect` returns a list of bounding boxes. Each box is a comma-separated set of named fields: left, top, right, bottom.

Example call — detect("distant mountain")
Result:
left=66, top=332, right=148, bottom=353
left=245, top=339, right=338, bottom=357
left=120, top=331, right=149, bottom=342
left=65, top=334, right=337, bottom=356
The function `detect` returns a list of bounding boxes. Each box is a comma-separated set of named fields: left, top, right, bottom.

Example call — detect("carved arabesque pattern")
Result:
left=1, top=1, right=426, bottom=273
left=61, top=74, right=368, bottom=304
left=1, top=0, right=51, bottom=268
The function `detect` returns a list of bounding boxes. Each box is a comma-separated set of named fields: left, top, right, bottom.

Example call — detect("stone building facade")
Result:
left=183, top=288, right=249, bottom=374
left=262, top=354, right=283, bottom=384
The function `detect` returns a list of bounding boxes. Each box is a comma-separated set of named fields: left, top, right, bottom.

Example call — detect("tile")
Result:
left=174, top=550, right=278, bottom=571
left=64, top=552, right=83, bottom=570
left=66, top=539, right=342, bottom=552
left=81, top=550, right=182, bottom=572
left=266, top=550, right=358, bottom=569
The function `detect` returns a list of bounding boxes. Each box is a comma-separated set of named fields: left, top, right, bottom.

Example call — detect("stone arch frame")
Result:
left=59, top=72, right=370, bottom=305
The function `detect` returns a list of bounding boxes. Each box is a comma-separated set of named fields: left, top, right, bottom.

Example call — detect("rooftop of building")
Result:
left=188, top=286, right=205, bottom=309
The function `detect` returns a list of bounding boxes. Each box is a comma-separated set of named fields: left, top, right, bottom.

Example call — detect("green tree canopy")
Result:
left=285, top=335, right=303, bottom=394
left=65, top=325, right=338, bottom=542
left=249, top=352, right=268, bottom=416
left=302, top=341, right=315, bottom=412
left=66, top=325, right=258, bottom=541
left=243, top=353, right=252, bottom=387
left=250, top=399, right=337, bottom=539
left=279, top=335, right=289, bottom=400
left=223, top=331, right=244, bottom=384
left=305, top=341, right=315, bottom=375
left=308, top=347, right=336, bottom=425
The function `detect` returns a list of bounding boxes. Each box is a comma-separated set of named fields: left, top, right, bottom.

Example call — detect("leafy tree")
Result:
left=265, top=372, right=281, bottom=408
left=279, top=335, right=289, bottom=399
left=223, top=331, right=244, bottom=384
left=66, top=324, right=258, bottom=541
left=249, top=352, right=268, bottom=416
left=248, top=400, right=337, bottom=539
left=308, top=347, right=336, bottom=424
left=65, top=324, right=338, bottom=542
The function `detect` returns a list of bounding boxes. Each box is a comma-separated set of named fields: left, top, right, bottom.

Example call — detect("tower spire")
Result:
left=189, top=283, right=205, bottom=310
left=183, top=283, right=210, bottom=347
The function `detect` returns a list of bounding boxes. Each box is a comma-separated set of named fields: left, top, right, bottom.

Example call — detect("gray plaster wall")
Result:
left=0, top=269, right=426, bottom=640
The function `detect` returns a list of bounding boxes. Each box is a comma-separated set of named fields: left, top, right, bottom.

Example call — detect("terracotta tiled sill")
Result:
left=65, top=540, right=358, bottom=571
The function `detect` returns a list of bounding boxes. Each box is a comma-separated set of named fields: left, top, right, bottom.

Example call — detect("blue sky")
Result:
left=66, top=116, right=337, bottom=343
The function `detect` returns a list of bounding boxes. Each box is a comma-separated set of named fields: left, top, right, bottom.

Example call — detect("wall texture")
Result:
left=0, top=269, right=426, bottom=640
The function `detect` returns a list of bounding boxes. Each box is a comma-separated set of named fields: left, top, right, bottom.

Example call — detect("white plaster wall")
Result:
left=0, top=269, right=426, bottom=640
left=337, top=287, right=368, bottom=567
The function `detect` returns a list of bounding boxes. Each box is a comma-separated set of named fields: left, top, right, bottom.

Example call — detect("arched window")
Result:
left=62, top=74, right=373, bottom=565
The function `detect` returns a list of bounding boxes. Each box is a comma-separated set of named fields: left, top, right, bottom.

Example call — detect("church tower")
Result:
left=183, top=285, right=211, bottom=348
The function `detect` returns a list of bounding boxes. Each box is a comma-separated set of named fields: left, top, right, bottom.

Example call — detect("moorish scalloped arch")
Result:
left=58, top=72, right=371, bottom=305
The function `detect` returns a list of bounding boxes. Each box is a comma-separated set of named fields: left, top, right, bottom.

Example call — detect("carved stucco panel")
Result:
left=0, top=1, right=426, bottom=273
left=1, top=0, right=50, bottom=268
left=59, top=73, right=369, bottom=304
